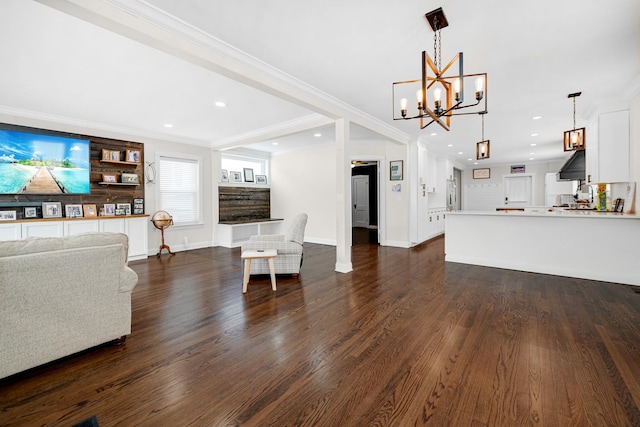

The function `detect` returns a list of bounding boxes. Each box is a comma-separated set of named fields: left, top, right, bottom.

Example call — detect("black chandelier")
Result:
left=392, top=7, right=488, bottom=131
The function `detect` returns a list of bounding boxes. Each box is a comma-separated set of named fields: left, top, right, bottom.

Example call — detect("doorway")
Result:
left=503, top=174, right=533, bottom=207
left=351, top=162, right=378, bottom=245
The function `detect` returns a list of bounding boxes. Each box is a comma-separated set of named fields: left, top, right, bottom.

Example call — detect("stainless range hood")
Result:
left=557, top=150, right=585, bottom=181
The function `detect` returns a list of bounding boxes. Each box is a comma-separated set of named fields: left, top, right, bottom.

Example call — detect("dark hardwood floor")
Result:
left=1, top=235, right=640, bottom=426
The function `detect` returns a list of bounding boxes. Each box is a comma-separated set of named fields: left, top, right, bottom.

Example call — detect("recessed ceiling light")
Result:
left=530, top=133, right=538, bottom=137
left=215, top=101, right=226, bottom=107
left=272, top=142, right=279, bottom=146
left=530, top=143, right=537, bottom=147
left=529, top=157, right=535, bottom=160
left=473, top=162, right=478, bottom=165
left=447, top=144, right=453, bottom=147
left=164, top=123, right=173, bottom=128
left=529, top=152, right=535, bottom=155
left=314, top=133, right=322, bottom=137
left=458, top=151, right=463, bottom=155
left=532, top=116, right=542, bottom=120
left=430, top=132, right=437, bottom=136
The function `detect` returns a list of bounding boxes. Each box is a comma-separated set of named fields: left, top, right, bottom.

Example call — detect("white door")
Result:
left=503, top=175, right=533, bottom=206
left=352, top=175, right=369, bottom=228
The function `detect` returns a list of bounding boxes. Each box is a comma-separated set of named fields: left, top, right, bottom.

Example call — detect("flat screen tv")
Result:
left=0, top=124, right=90, bottom=195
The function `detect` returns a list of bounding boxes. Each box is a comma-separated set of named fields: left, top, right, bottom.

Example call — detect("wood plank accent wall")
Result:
left=219, top=186, right=270, bottom=222
left=0, top=129, right=144, bottom=219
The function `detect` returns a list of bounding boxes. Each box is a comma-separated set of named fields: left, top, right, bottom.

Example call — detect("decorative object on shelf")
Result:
left=255, top=175, right=267, bottom=184
left=473, top=168, right=491, bottom=179
left=110, top=150, right=121, bottom=161
left=145, top=161, right=156, bottom=184
left=0, top=210, right=17, bottom=221
left=24, top=207, right=38, bottom=218
left=476, top=111, right=490, bottom=160
left=511, top=165, right=525, bottom=173
left=103, top=204, right=115, bottom=216
left=83, top=204, right=97, bottom=217
left=392, top=7, right=488, bottom=131
left=101, top=149, right=111, bottom=161
left=126, top=149, right=141, bottom=163
left=563, top=92, right=585, bottom=151
left=390, top=160, right=403, bottom=181
left=117, top=203, right=131, bottom=215
left=151, top=210, right=174, bottom=257
left=221, top=169, right=229, bottom=182
left=121, top=173, right=139, bottom=184
left=42, top=201, right=62, bottom=218
left=102, top=174, right=118, bottom=183
left=133, top=198, right=144, bottom=215
left=65, top=204, right=83, bottom=218
left=231, top=171, right=242, bottom=183
left=243, top=168, right=254, bottom=182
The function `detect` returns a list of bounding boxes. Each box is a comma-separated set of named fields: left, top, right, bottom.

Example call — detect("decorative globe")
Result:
left=151, top=210, right=173, bottom=230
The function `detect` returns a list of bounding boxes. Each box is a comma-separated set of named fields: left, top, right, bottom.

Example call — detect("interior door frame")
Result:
left=350, top=156, right=385, bottom=244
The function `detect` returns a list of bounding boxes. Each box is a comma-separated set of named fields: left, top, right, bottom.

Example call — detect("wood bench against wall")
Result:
left=218, top=186, right=282, bottom=247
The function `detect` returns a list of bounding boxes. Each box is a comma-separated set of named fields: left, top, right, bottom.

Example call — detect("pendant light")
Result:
left=563, top=92, right=585, bottom=151
left=476, top=112, right=490, bottom=160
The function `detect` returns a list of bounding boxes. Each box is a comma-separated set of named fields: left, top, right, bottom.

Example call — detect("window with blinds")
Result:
left=157, top=154, right=202, bottom=226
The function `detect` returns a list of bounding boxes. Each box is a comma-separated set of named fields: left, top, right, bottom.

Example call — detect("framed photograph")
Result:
left=133, top=198, right=144, bottom=215
left=231, top=171, right=242, bottom=183
left=126, top=149, right=141, bottom=163
left=65, top=204, right=83, bottom=218
left=110, top=150, right=121, bottom=161
left=243, top=168, right=254, bottom=182
left=121, top=173, right=139, bottom=184
left=255, top=175, right=267, bottom=184
left=511, top=165, right=525, bottom=173
left=103, top=203, right=116, bottom=216
left=24, top=207, right=38, bottom=218
left=101, top=149, right=111, bottom=161
left=473, top=168, right=491, bottom=179
left=117, top=203, right=131, bottom=215
left=0, top=210, right=17, bottom=221
left=83, top=204, right=97, bottom=217
left=115, top=208, right=126, bottom=216
left=390, top=160, right=403, bottom=181
left=42, top=202, right=62, bottom=218
left=221, top=169, right=229, bottom=183
left=102, top=174, right=118, bottom=183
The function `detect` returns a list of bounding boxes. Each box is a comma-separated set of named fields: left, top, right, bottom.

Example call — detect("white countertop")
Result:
left=447, top=209, right=640, bottom=220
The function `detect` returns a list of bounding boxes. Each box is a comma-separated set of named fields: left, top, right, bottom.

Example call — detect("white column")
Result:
left=335, top=119, right=353, bottom=273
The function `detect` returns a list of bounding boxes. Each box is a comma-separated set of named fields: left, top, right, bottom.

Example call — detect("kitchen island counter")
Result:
left=445, top=210, right=640, bottom=286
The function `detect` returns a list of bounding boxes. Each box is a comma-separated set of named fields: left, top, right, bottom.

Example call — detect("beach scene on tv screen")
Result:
left=0, top=129, right=90, bottom=194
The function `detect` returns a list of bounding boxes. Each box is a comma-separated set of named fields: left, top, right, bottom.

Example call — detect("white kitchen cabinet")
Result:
left=99, top=217, right=125, bottom=233
left=64, top=219, right=100, bottom=236
left=22, top=221, right=64, bottom=238
left=596, top=110, right=630, bottom=183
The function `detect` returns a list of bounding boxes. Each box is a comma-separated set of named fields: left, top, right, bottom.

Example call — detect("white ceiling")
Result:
left=1, top=0, right=639, bottom=168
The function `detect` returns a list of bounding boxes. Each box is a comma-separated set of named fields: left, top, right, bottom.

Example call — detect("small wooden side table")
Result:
left=241, top=249, right=277, bottom=293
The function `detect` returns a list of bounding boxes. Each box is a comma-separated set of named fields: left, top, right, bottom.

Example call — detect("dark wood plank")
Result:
left=1, top=236, right=639, bottom=426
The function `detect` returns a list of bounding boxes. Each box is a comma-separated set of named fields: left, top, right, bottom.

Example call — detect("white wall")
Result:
left=630, top=91, right=640, bottom=214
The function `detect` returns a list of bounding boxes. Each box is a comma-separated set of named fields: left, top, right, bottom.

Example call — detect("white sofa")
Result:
left=0, top=232, right=138, bottom=379
left=240, top=213, right=308, bottom=275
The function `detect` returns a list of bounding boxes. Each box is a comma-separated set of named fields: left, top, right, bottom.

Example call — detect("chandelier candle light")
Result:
left=564, top=92, right=585, bottom=151
left=476, top=111, right=490, bottom=160
left=393, top=7, right=488, bottom=130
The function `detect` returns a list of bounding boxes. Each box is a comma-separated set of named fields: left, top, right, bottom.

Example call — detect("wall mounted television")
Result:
left=0, top=124, right=90, bottom=195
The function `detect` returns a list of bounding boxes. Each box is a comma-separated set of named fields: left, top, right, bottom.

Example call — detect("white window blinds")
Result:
left=158, top=154, right=202, bottom=226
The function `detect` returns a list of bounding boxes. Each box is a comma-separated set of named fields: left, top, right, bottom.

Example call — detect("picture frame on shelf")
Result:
left=83, top=204, right=97, bottom=217
left=110, top=150, right=121, bottom=161
left=24, top=207, right=38, bottom=219
left=243, top=168, right=254, bottom=182
left=473, top=168, right=491, bottom=179
left=221, top=169, right=229, bottom=182
left=103, top=204, right=115, bottom=216
left=42, top=202, right=62, bottom=218
left=121, top=173, right=139, bottom=184
left=102, top=174, right=118, bottom=183
left=115, top=208, right=126, bottom=216
left=117, top=203, right=131, bottom=215
left=133, top=198, right=144, bottom=215
left=101, top=149, right=111, bottom=161
left=255, top=175, right=267, bottom=184
left=65, top=204, right=83, bottom=218
left=390, top=160, right=403, bottom=181
left=0, top=210, right=17, bottom=221
left=126, top=149, right=141, bottom=163
left=230, top=171, right=242, bottom=183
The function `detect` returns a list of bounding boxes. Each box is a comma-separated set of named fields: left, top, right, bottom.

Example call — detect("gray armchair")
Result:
left=240, top=213, right=308, bottom=275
